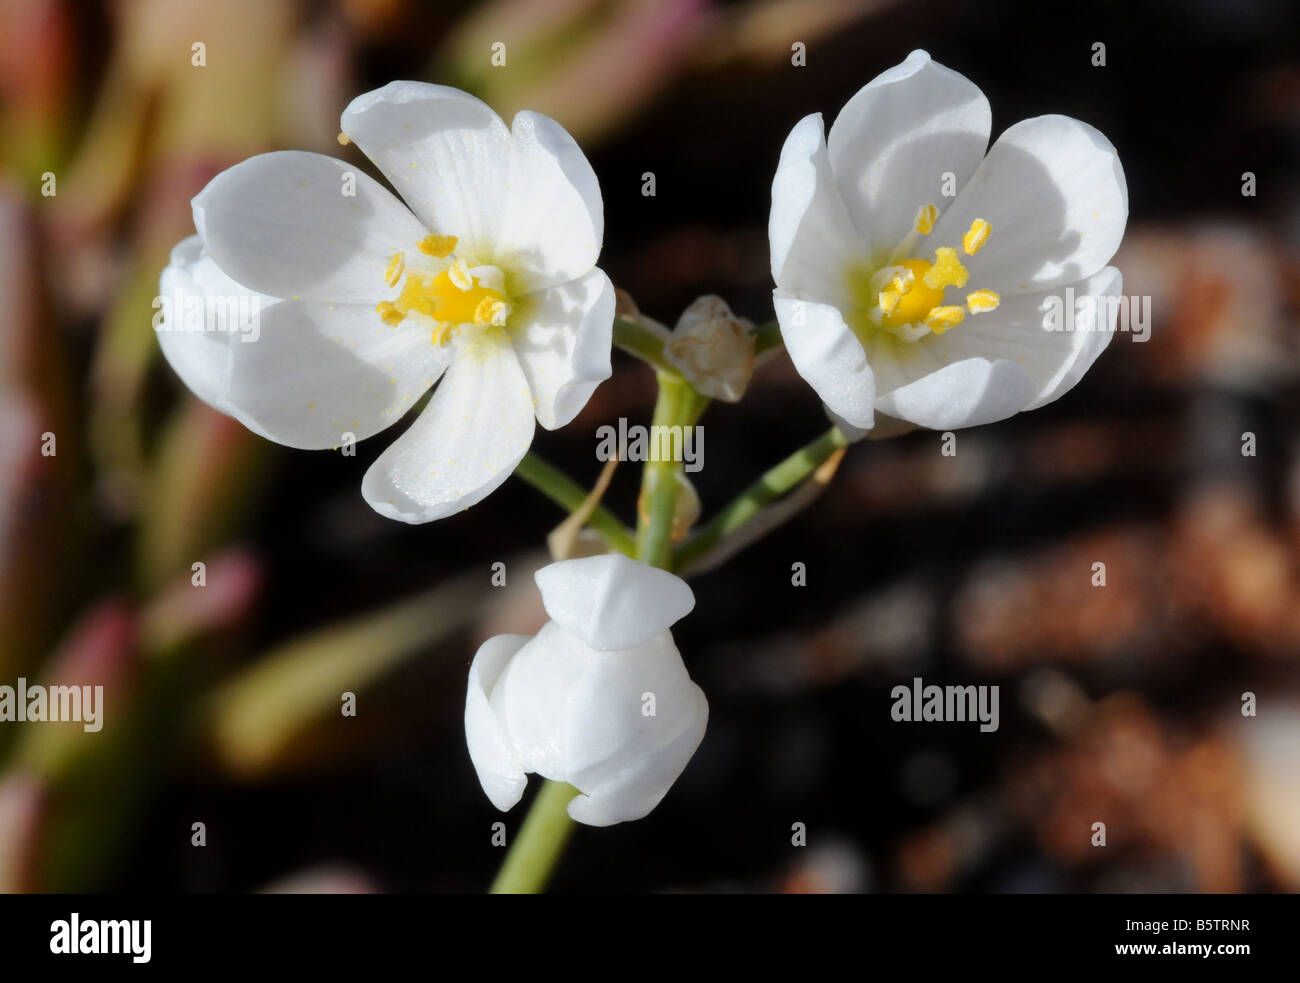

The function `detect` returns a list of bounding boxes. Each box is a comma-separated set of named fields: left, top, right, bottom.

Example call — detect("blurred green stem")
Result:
left=674, top=425, right=850, bottom=571
left=514, top=452, right=636, bottom=556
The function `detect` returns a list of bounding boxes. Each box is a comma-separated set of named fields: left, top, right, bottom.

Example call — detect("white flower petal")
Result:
left=465, top=633, right=531, bottom=812
left=1028, top=267, right=1122, bottom=408
left=158, top=236, right=445, bottom=449
left=929, top=114, right=1128, bottom=292
left=565, top=693, right=708, bottom=827
left=773, top=292, right=876, bottom=430
left=156, top=235, right=247, bottom=408
left=496, top=110, right=604, bottom=292
left=827, top=50, right=991, bottom=256
left=769, top=113, right=864, bottom=306
left=491, top=621, right=707, bottom=827
left=340, top=82, right=513, bottom=263
left=511, top=268, right=614, bottom=430
left=534, top=554, right=695, bottom=651
left=361, top=335, right=535, bottom=523
left=873, top=355, right=1039, bottom=430
left=341, top=86, right=602, bottom=291
left=938, top=267, right=1124, bottom=411
left=193, top=150, right=429, bottom=303
left=221, top=300, right=446, bottom=450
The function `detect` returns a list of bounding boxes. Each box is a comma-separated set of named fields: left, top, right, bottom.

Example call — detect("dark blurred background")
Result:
left=1, top=0, right=1299, bottom=893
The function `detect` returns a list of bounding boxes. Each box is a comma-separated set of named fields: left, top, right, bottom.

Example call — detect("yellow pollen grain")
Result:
left=384, top=252, right=406, bottom=287
left=966, top=289, right=1000, bottom=314
left=914, top=203, right=938, bottom=235
left=418, top=234, right=458, bottom=258
left=963, top=219, right=991, bottom=255
left=337, top=132, right=351, bottom=146
left=923, top=305, right=966, bottom=334
left=923, top=247, right=969, bottom=290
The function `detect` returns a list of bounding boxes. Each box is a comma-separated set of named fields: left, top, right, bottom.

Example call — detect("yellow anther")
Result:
left=384, top=252, right=406, bottom=287
left=384, top=236, right=510, bottom=345
left=337, top=132, right=351, bottom=147
left=923, top=305, right=966, bottom=334
left=879, top=259, right=943, bottom=327
left=890, top=267, right=916, bottom=293
left=417, top=234, right=458, bottom=258
left=448, top=259, right=474, bottom=292
left=922, top=247, right=969, bottom=290
left=375, top=301, right=405, bottom=326
left=966, top=289, right=1000, bottom=314
left=876, top=266, right=916, bottom=316
left=963, top=219, right=991, bottom=255
left=474, top=298, right=510, bottom=326
left=914, top=203, right=938, bottom=235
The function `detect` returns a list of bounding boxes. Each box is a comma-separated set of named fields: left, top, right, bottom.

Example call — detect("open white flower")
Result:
left=465, top=554, right=707, bottom=827
left=157, top=82, right=614, bottom=522
left=770, top=50, right=1127, bottom=433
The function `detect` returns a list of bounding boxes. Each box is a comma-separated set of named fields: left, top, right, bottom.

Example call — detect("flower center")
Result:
left=845, top=206, right=1000, bottom=344
left=374, top=234, right=513, bottom=347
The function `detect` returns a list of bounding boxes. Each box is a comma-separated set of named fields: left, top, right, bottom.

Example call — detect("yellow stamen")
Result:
left=393, top=267, right=508, bottom=330
left=876, top=266, right=916, bottom=316
left=880, top=259, right=943, bottom=327
left=923, top=305, right=966, bottom=334
left=922, top=247, right=969, bottom=290
left=337, top=132, right=351, bottom=146
left=966, top=289, right=1000, bottom=314
left=914, top=203, right=938, bottom=235
left=375, top=301, right=404, bottom=326
left=447, top=258, right=474, bottom=292
left=384, top=252, right=405, bottom=287
left=418, top=234, right=458, bottom=258
left=963, top=219, right=991, bottom=255
left=474, top=297, right=511, bottom=326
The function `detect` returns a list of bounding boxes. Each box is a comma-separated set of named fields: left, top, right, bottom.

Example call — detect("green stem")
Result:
left=613, top=316, right=676, bottom=374
left=514, top=452, right=636, bottom=557
left=752, top=319, right=783, bottom=355
left=489, top=781, right=579, bottom=894
left=636, top=373, right=707, bottom=569
left=674, top=425, right=849, bottom=571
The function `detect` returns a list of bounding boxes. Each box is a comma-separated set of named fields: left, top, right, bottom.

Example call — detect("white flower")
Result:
left=770, top=50, right=1128, bottom=433
left=465, top=554, right=707, bottom=827
left=157, top=82, right=615, bottom=522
